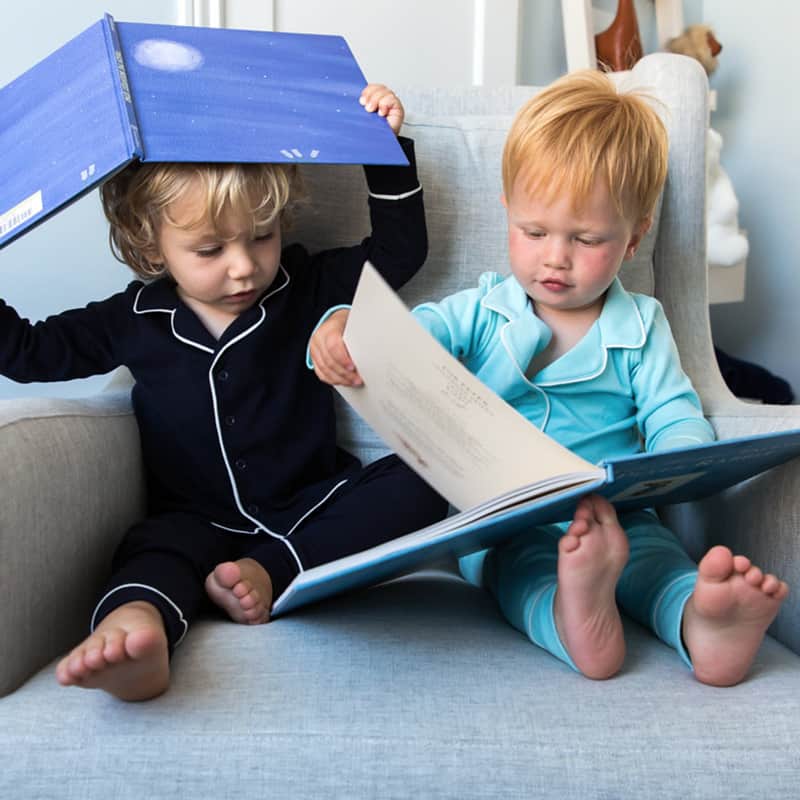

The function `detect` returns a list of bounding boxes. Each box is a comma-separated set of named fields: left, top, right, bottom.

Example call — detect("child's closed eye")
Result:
left=196, top=245, right=223, bottom=258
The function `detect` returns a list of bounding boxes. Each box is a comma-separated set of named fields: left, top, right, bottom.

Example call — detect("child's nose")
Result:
left=544, top=238, right=570, bottom=268
left=228, top=247, right=256, bottom=278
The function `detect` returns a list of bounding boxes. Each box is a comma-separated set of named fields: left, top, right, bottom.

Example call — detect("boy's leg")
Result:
left=613, top=509, right=697, bottom=667
left=57, top=513, right=233, bottom=700
left=482, top=495, right=628, bottom=679
left=480, top=523, right=576, bottom=669
left=245, top=454, right=449, bottom=603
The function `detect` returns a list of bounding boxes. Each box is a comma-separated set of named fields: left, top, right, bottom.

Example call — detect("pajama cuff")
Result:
left=91, top=583, right=189, bottom=653
left=305, top=304, right=352, bottom=369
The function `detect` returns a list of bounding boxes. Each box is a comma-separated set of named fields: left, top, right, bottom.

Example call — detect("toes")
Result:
left=559, top=532, right=582, bottom=554
left=57, top=650, right=87, bottom=684
left=73, top=642, right=100, bottom=676
left=565, top=516, right=591, bottom=538
left=573, top=496, right=595, bottom=522
left=232, top=580, right=251, bottom=600
left=213, top=561, right=242, bottom=590
left=732, top=554, right=752, bottom=574
left=566, top=502, right=593, bottom=537
left=83, top=643, right=107, bottom=671
left=245, top=604, right=270, bottom=624
left=102, top=629, right=129, bottom=664
left=743, top=565, right=764, bottom=587
left=761, top=573, right=781, bottom=594
left=775, top=581, right=790, bottom=601
left=589, top=494, right=618, bottom=525
left=239, top=589, right=261, bottom=610
left=759, top=575, right=788, bottom=601
left=698, top=545, right=734, bottom=581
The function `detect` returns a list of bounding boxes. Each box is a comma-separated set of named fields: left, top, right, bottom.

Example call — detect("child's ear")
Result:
left=625, top=216, right=653, bottom=260
left=500, top=193, right=508, bottom=209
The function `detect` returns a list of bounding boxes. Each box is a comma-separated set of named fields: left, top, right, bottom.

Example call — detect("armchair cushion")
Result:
left=0, top=394, right=145, bottom=695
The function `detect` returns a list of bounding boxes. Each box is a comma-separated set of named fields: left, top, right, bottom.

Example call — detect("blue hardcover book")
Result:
left=271, top=264, right=800, bottom=615
left=272, top=428, right=800, bottom=615
left=0, top=15, right=406, bottom=248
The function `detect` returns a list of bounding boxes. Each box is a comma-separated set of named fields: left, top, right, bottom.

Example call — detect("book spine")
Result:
left=101, top=14, right=143, bottom=159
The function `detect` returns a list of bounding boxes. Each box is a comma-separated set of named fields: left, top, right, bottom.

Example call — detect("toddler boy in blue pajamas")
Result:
left=310, top=71, right=788, bottom=686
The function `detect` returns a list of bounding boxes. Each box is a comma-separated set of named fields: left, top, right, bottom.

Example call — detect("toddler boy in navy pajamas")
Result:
left=0, top=84, right=447, bottom=700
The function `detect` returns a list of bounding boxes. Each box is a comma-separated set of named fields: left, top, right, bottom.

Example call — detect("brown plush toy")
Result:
left=666, top=24, right=723, bottom=75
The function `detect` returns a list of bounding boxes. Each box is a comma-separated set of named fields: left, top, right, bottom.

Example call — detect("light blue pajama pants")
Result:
left=458, top=509, right=697, bottom=671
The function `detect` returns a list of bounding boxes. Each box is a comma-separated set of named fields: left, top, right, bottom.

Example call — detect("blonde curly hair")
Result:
left=101, top=161, right=305, bottom=279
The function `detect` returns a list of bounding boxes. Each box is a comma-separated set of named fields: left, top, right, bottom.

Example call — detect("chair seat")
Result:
left=2, top=571, right=798, bottom=799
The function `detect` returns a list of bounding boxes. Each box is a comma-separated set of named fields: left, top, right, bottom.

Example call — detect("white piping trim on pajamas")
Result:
left=132, top=285, right=215, bottom=354
left=209, top=478, right=349, bottom=538
left=368, top=185, right=422, bottom=201
left=205, top=265, right=306, bottom=573
left=498, top=319, right=552, bottom=430
left=650, top=572, right=693, bottom=644
left=211, top=521, right=261, bottom=535
left=284, top=479, right=349, bottom=537
left=91, top=583, right=189, bottom=647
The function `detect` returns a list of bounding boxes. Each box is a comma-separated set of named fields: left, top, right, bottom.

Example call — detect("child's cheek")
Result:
left=588, top=246, right=620, bottom=275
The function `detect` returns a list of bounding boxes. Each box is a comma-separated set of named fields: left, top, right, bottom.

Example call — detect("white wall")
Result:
left=271, top=0, right=477, bottom=86
left=705, top=1, right=800, bottom=398
left=0, top=0, right=182, bottom=399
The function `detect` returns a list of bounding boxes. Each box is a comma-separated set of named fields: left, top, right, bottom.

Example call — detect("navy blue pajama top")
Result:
left=0, top=138, right=425, bottom=535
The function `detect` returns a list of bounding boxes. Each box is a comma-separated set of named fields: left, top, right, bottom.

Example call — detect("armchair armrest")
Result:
left=0, top=391, right=145, bottom=696
left=662, top=398, right=800, bottom=656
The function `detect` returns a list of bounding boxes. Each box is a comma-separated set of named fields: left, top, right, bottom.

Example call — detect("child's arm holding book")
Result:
left=308, top=280, right=493, bottom=387
left=629, top=298, right=716, bottom=452
left=302, top=84, right=427, bottom=315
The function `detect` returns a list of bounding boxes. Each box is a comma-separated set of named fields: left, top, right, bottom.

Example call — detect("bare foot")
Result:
left=554, top=495, right=629, bottom=679
left=205, top=558, right=273, bottom=624
left=682, top=545, right=789, bottom=686
left=55, top=601, right=169, bottom=701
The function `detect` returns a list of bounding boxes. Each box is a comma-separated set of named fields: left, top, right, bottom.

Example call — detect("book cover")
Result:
left=0, top=17, right=137, bottom=249
left=270, top=264, right=800, bottom=615
left=0, top=15, right=406, bottom=249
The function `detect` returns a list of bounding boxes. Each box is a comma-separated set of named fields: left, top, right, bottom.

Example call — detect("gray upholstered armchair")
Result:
left=2, top=54, right=799, bottom=798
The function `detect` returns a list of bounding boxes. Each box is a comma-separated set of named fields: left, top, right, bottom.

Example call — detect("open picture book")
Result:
left=272, top=263, right=800, bottom=614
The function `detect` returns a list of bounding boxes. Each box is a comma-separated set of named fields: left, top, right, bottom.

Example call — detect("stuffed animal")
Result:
left=666, top=24, right=722, bottom=75
left=664, top=24, right=744, bottom=268
left=706, top=127, right=749, bottom=268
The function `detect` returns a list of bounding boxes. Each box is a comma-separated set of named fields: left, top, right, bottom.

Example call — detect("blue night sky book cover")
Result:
left=0, top=14, right=405, bottom=248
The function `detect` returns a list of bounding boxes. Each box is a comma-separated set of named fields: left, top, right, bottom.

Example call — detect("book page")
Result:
left=337, top=262, right=601, bottom=510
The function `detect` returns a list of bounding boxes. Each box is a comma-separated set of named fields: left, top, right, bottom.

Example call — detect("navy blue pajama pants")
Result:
left=91, top=455, right=448, bottom=649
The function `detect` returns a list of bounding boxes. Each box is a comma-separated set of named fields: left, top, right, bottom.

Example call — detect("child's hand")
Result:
left=360, top=84, right=404, bottom=135
left=309, top=309, right=363, bottom=387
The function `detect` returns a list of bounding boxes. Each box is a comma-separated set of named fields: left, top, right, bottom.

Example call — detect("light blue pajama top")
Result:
left=410, top=272, right=715, bottom=463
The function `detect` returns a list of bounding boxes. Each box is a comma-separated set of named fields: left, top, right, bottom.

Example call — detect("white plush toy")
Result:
left=666, top=25, right=749, bottom=270
left=706, top=126, right=749, bottom=268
